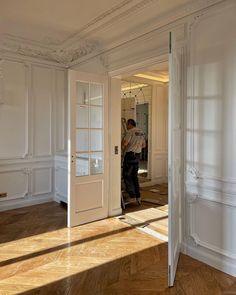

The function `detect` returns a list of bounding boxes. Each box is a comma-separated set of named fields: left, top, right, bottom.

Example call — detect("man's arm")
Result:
left=121, top=138, right=129, bottom=149
left=122, top=131, right=131, bottom=150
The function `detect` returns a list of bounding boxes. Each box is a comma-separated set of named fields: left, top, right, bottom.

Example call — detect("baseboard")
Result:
left=0, top=194, right=54, bottom=212
left=183, top=242, right=236, bottom=277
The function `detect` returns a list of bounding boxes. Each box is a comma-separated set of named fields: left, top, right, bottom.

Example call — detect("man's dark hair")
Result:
left=127, top=119, right=136, bottom=127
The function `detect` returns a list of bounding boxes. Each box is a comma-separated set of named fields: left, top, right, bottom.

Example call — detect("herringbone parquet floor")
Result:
left=0, top=202, right=235, bottom=294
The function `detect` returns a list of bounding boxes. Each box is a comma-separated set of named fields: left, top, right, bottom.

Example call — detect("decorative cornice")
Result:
left=0, top=0, right=226, bottom=66
left=0, top=36, right=98, bottom=66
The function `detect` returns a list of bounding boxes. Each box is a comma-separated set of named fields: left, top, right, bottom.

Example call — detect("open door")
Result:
left=168, top=32, right=182, bottom=286
left=68, top=70, right=109, bottom=227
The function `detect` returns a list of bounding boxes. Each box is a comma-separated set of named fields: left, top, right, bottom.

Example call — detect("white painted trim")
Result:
left=31, top=167, right=53, bottom=196
left=109, top=54, right=168, bottom=78
left=190, top=232, right=236, bottom=260
left=184, top=242, right=236, bottom=277
left=186, top=186, right=236, bottom=207
left=0, top=53, right=67, bottom=69
left=0, top=194, right=54, bottom=212
left=0, top=169, right=29, bottom=200
left=189, top=200, right=236, bottom=260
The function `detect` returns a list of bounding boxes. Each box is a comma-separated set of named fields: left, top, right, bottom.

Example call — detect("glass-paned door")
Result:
left=76, top=81, right=104, bottom=177
left=68, top=71, right=108, bottom=227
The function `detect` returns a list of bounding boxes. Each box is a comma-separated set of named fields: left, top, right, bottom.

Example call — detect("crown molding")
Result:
left=62, top=0, right=156, bottom=47
left=0, top=0, right=226, bottom=66
left=0, top=35, right=99, bottom=67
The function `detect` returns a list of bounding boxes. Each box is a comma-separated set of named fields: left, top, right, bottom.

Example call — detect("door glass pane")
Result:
left=90, top=130, right=103, bottom=151
left=76, top=153, right=89, bottom=176
left=91, top=106, right=103, bottom=128
left=90, top=83, right=103, bottom=106
left=90, top=152, right=103, bottom=175
left=76, top=81, right=89, bottom=105
left=76, top=130, right=89, bottom=152
left=76, top=105, right=89, bottom=128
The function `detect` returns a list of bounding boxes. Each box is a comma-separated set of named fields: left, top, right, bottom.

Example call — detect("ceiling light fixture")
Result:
left=134, top=74, right=169, bottom=83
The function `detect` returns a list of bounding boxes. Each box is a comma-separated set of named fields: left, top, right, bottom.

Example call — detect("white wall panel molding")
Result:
left=31, top=65, right=53, bottom=157
left=55, top=69, right=67, bottom=153
left=189, top=199, right=236, bottom=260
left=186, top=185, right=236, bottom=207
left=184, top=242, right=236, bottom=277
left=0, top=52, right=67, bottom=69
left=186, top=0, right=236, bottom=182
left=0, top=60, right=29, bottom=160
left=0, top=59, right=4, bottom=105
left=0, top=169, right=29, bottom=201
left=0, top=157, right=54, bottom=169
left=31, top=167, right=53, bottom=196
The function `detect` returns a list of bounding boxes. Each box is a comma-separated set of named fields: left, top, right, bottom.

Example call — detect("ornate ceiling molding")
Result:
left=0, top=0, right=226, bottom=66
left=0, top=36, right=99, bottom=66
left=62, top=0, right=156, bottom=47
left=0, top=0, right=156, bottom=65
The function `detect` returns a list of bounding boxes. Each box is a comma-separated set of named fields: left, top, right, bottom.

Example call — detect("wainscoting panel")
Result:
left=0, top=170, right=28, bottom=201
left=0, top=60, right=28, bottom=159
left=189, top=197, right=236, bottom=259
left=55, top=69, right=67, bottom=153
left=32, top=167, right=53, bottom=196
left=32, top=65, right=53, bottom=157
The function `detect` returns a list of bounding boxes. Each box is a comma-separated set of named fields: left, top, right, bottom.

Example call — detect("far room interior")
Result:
left=115, top=61, right=170, bottom=243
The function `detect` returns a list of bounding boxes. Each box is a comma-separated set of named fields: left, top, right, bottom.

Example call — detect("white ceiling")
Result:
left=0, top=0, right=217, bottom=65
left=0, top=0, right=122, bottom=43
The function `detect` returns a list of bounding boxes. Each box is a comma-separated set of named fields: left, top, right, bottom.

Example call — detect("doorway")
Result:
left=116, top=62, right=169, bottom=245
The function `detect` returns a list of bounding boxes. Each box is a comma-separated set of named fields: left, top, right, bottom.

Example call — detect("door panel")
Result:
left=68, top=70, right=108, bottom=227
left=168, top=32, right=182, bottom=286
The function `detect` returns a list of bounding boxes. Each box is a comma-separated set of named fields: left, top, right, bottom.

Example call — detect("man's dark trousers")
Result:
left=123, top=152, right=140, bottom=198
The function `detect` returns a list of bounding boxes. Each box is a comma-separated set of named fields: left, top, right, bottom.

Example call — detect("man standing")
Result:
left=122, top=119, right=146, bottom=203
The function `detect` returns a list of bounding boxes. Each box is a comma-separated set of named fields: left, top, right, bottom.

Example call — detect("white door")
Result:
left=168, top=32, right=182, bottom=286
left=68, top=70, right=109, bottom=227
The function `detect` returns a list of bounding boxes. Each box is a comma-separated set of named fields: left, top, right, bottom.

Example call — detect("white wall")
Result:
left=45, top=0, right=235, bottom=277
left=0, top=58, right=67, bottom=211
left=184, top=1, right=236, bottom=276
left=150, top=83, right=168, bottom=183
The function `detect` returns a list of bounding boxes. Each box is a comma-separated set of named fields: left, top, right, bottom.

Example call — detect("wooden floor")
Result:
left=0, top=202, right=236, bottom=294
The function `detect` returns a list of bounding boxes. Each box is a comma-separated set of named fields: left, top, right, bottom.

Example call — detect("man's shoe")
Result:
left=136, top=197, right=141, bottom=205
